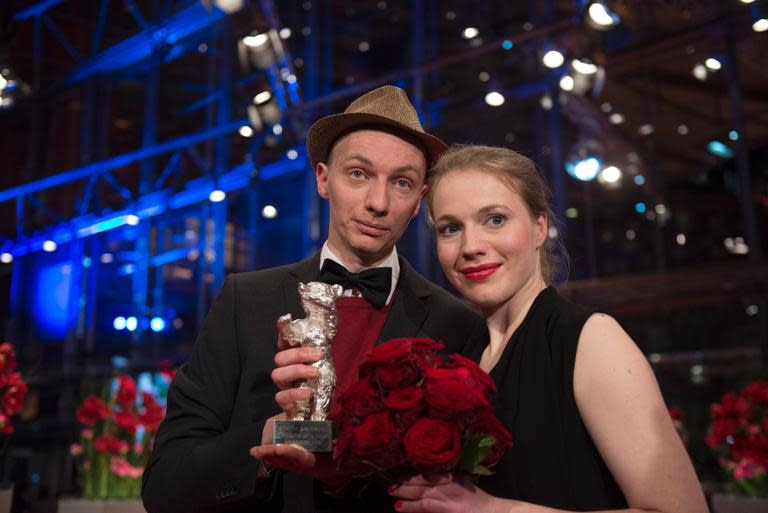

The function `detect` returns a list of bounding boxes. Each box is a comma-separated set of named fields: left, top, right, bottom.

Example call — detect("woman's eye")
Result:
left=489, top=215, right=505, bottom=226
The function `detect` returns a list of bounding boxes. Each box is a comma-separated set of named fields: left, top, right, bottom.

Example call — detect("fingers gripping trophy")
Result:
left=273, top=281, right=344, bottom=452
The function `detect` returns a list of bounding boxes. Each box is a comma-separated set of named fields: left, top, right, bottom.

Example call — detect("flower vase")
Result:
left=710, top=492, right=768, bottom=513
left=57, top=497, right=146, bottom=513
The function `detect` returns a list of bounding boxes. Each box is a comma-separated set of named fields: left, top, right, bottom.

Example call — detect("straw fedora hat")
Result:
left=306, top=85, right=448, bottom=170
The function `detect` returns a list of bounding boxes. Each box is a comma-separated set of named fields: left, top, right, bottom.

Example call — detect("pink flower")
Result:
left=109, top=456, right=144, bottom=479
left=733, top=458, right=767, bottom=480
left=70, top=443, right=84, bottom=456
left=81, top=428, right=94, bottom=440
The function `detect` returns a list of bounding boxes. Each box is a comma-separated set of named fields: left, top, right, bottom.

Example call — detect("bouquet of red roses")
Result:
left=706, top=380, right=768, bottom=497
left=331, top=338, right=512, bottom=482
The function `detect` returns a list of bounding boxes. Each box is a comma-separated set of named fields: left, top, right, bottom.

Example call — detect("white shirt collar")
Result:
left=319, top=242, right=399, bottom=306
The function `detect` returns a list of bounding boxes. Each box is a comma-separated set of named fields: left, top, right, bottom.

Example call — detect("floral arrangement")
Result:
left=71, top=370, right=173, bottom=499
left=331, top=338, right=512, bottom=482
left=0, top=342, right=28, bottom=435
left=706, top=380, right=768, bottom=497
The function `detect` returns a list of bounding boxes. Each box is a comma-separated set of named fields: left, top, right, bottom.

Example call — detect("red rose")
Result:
left=333, top=424, right=374, bottom=475
left=424, top=371, right=489, bottom=421
left=334, top=378, right=383, bottom=421
left=403, top=418, right=460, bottom=474
left=114, top=410, right=139, bottom=433
left=372, top=361, right=420, bottom=390
left=77, top=396, right=110, bottom=426
left=468, top=408, right=513, bottom=466
left=385, top=385, right=424, bottom=428
left=448, top=354, right=496, bottom=394
left=367, top=338, right=444, bottom=363
left=115, top=374, right=136, bottom=407
left=351, top=411, right=401, bottom=468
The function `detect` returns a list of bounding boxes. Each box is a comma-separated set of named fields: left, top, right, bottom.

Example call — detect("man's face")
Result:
left=316, top=129, right=428, bottom=271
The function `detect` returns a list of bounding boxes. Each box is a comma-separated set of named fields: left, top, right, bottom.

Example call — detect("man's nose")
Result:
left=365, top=180, right=390, bottom=215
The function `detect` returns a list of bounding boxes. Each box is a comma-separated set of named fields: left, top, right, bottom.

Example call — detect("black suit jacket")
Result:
left=142, top=253, right=486, bottom=513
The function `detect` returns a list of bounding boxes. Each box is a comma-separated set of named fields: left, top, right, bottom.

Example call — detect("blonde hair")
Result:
left=426, top=145, right=568, bottom=284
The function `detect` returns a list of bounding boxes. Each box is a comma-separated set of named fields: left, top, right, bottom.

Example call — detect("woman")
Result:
left=390, top=145, right=708, bottom=513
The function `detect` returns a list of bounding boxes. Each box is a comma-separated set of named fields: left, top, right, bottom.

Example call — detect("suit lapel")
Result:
left=376, top=257, right=430, bottom=343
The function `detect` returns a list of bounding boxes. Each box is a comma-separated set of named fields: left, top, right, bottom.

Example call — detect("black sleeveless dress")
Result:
left=463, top=287, right=628, bottom=511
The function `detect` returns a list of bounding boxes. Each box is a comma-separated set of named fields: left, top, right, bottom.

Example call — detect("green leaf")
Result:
left=458, top=435, right=495, bottom=474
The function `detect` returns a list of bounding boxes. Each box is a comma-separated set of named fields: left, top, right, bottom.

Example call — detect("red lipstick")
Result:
left=460, top=264, right=500, bottom=282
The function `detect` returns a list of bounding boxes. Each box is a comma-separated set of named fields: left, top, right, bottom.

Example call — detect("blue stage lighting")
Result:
left=33, top=262, right=72, bottom=339
left=113, top=316, right=127, bottom=330
left=566, top=157, right=601, bottom=181
left=635, top=202, right=647, bottom=214
left=707, top=141, right=733, bottom=159
left=150, top=317, right=166, bottom=332
left=126, top=316, right=138, bottom=332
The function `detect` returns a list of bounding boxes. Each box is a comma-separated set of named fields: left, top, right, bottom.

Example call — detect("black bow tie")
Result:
left=317, top=259, right=392, bottom=308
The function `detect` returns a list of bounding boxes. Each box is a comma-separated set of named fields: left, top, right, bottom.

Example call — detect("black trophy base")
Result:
left=273, top=420, right=334, bottom=452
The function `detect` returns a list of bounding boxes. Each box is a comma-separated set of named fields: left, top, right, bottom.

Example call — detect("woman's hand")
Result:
left=390, top=474, right=507, bottom=513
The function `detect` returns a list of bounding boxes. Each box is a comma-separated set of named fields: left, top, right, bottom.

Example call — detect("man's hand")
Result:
left=252, top=337, right=349, bottom=487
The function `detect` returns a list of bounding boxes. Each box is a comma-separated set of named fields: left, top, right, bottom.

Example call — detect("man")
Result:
left=142, top=85, right=486, bottom=513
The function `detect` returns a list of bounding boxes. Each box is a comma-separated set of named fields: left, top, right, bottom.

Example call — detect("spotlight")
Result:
left=209, top=190, right=226, bottom=202
left=0, top=253, right=12, bottom=264
left=0, top=67, right=31, bottom=109
left=261, top=205, right=278, bottom=219
left=43, top=240, right=57, bottom=252
left=238, top=29, right=285, bottom=70
left=113, top=316, right=127, bottom=330
left=565, top=58, right=606, bottom=96
left=704, top=57, right=722, bottom=71
left=462, top=27, right=479, bottom=39
left=542, top=49, right=565, bottom=69
left=707, top=141, right=733, bottom=159
left=597, top=165, right=622, bottom=184
left=585, top=1, right=620, bottom=30
left=126, top=215, right=140, bottom=226
left=150, top=317, right=166, bottom=332
left=125, top=316, right=138, bottom=332
left=753, top=3, right=768, bottom=32
left=692, top=63, right=707, bottom=81
left=568, top=157, right=601, bottom=181
left=248, top=90, right=281, bottom=126
left=609, top=113, right=624, bottom=124
left=559, top=75, right=575, bottom=92
left=485, top=91, right=505, bottom=106
left=286, top=149, right=298, bottom=160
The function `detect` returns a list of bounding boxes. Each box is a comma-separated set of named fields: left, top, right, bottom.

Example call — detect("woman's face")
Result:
left=431, top=168, right=547, bottom=313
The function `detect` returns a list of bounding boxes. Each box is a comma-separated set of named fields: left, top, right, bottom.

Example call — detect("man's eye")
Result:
left=438, top=224, right=459, bottom=235
left=350, top=169, right=365, bottom=178
left=394, top=179, right=411, bottom=189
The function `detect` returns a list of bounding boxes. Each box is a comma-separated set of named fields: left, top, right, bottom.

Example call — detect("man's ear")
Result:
left=409, top=184, right=428, bottom=220
left=316, top=163, right=329, bottom=200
